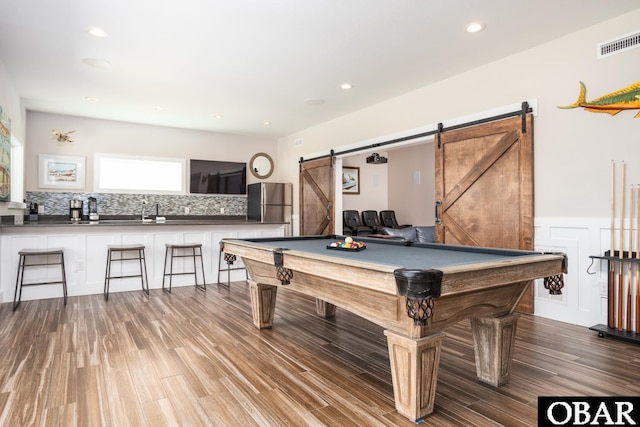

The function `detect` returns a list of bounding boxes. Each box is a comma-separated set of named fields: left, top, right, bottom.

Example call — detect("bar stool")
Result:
left=14, top=248, right=68, bottom=311
left=217, top=241, right=247, bottom=288
left=162, top=243, right=206, bottom=293
left=104, top=244, right=149, bottom=301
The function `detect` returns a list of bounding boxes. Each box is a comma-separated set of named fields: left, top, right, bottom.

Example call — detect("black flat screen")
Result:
left=190, top=159, right=247, bottom=195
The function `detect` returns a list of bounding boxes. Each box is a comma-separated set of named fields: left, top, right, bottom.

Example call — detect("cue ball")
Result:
left=345, top=236, right=353, bottom=244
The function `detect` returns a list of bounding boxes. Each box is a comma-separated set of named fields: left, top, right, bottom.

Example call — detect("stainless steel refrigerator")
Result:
left=247, top=183, right=292, bottom=234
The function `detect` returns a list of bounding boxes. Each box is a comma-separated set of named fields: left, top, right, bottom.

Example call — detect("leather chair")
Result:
left=343, top=210, right=370, bottom=236
left=379, top=210, right=411, bottom=229
left=361, top=210, right=382, bottom=233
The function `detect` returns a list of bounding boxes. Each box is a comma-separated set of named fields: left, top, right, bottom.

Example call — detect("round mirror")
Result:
left=250, top=153, right=274, bottom=179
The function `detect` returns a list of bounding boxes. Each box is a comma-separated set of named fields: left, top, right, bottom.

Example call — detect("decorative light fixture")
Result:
left=366, top=152, right=387, bottom=164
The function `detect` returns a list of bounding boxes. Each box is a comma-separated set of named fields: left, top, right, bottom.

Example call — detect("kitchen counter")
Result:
left=0, top=215, right=287, bottom=228
left=0, top=217, right=288, bottom=303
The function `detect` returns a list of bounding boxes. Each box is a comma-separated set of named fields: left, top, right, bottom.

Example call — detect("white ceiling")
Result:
left=0, top=1, right=638, bottom=138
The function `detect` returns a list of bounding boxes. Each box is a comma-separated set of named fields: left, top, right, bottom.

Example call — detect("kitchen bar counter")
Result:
left=0, top=215, right=285, bottom=228
left=0, top=217, right=287, bottom=304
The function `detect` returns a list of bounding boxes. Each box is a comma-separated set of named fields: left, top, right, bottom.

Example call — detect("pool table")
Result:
left=219, top=235, right=566, bottom=421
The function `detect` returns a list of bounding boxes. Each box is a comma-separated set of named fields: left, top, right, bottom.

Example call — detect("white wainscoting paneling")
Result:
left=534, top=217, right=612, bottom=327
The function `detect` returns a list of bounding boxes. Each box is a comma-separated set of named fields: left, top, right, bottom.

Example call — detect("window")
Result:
left=94, top=153, right=186, bottom=194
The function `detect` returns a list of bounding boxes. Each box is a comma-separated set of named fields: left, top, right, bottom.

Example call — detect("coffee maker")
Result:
left=69, top=199, right=83, bottom=221
left=88, top=197, right=99, bottom=221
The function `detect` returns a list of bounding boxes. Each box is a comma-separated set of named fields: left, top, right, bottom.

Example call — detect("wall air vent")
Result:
left=597, top=30, right=640, bottom=58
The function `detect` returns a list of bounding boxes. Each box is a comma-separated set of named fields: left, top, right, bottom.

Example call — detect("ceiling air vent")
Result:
left=597, top=30, right=640, bottom=58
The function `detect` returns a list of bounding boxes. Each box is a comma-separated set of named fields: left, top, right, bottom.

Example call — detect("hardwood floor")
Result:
left=1, top=282, right=639, bottom=426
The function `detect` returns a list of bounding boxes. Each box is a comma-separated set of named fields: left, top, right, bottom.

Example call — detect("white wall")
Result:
left=276, top=10, right=640, bottom=327
left=387, top=143, right=434, bottom=227
left=342, top=152, right=388, bottom=213
left=25, top=111, right=278, bottom=192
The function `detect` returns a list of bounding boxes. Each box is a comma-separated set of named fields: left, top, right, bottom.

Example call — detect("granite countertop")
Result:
left=0, top=215, right=287, bottom=228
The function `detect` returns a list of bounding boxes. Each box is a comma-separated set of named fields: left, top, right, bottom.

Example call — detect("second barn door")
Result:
left=300, top=157, right=335, bottom=235
left=435, top=114, right=535, bottom=312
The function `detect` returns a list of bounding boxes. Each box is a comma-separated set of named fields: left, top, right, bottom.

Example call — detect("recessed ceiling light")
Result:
left=88, top=27, right=108, bottom=38
left=263, top=121, right=271, bottom=125
left=214, top=114, right=223, bottom=119
left=85, top=97, right=98, bottom=102
left=305, top=98, right=325, bottom=106
left=82, top=58, right=111, bottom=68
left=152, top=106, right=163, bottom=111
left=340, top=83, right=353, bottom=90
left=465, top=22, right=485, bottom=33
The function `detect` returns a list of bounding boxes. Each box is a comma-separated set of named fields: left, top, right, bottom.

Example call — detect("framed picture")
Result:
left=342, top=166, right=360, bottom=194
left=38, top=154, right=86, bottom=189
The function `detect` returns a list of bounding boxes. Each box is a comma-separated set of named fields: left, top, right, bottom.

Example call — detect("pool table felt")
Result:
left=246, top=237, right=544, bottom=271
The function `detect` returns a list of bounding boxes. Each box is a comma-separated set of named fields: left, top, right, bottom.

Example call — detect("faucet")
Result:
left=141, top=200, right=149, bottom=221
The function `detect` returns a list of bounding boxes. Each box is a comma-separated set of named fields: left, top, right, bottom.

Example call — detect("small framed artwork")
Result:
left=342, top=166, right=360, bottom=194
left=38, top=154, right=86, bottom=189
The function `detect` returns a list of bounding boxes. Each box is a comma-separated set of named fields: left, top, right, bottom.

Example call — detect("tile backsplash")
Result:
left=26, top=191, right=247, bottom=217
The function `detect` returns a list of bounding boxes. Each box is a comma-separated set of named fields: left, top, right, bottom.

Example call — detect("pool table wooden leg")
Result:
left=249, top=280, right=278, bottom=329
left=384, top=330, right=445, bottom=421
left=470, top=313, right=520, bottom=386
left=315, top=299, right=336, bottom=318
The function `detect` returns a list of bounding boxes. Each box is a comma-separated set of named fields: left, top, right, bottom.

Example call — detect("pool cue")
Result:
left=618, top=162, right=625, bottom=331
left=636, top=185, right=640, bottom=331
left=609, top=161, right=616, bottom=328
left=627, top=185, right=634, bottom=331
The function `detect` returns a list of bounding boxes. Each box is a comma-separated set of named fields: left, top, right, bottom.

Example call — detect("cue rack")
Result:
left=589, top=161, right=640, bottom=344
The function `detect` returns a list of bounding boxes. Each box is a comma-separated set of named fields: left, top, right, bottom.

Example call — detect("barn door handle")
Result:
left=435, top=200, right=442, bottom=224
left=326, top=202, right=332, bottom=221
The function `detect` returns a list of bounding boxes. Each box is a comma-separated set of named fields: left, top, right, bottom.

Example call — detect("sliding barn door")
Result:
left=435, top=114, right=535, bottom=312
left=300, top=157, right=335, bottom=235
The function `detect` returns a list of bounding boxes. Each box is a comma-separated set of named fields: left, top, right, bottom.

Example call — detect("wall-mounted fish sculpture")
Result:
left=558, top=80, right=640, bottom=118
